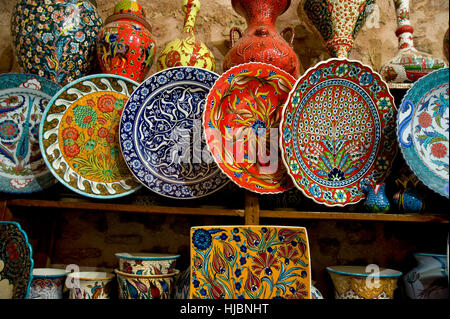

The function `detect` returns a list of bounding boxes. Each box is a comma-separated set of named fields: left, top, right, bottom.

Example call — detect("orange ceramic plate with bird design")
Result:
left=203, top=62, right=295, bottom=194
left=39, top=74, right=141, bottom=198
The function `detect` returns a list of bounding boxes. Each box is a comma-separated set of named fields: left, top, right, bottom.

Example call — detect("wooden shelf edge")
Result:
left=260, top=210, right=449, bottom=223
left=5, top=199, right=245, bottom=217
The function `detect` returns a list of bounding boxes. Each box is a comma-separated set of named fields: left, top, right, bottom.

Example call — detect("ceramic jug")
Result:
left=222, top=0, right=300, bottom=78
left=363, top=183, right=390, bottom=213
left=97, top=0, right=157, bottom=82
left=10, top=0, right=103, bottom=86
left=392, top=174, right=424, bottom=214
left=157, top=0, right=215, bottom=71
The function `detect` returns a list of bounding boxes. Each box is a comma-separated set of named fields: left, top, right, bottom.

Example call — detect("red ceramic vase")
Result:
left=97, top=0, right=156, bottom=82
left=222, top=0, right=300, bottom=78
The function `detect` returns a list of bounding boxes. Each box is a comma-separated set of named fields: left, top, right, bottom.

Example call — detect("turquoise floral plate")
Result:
left=397, top=68, right=449, bottom=198
left=0, top=73, right=61, bottom=193
left=0, top=221, right=34, bottom=299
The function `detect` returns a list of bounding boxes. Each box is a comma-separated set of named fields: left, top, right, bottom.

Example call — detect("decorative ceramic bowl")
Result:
left=0, top=221, right=33, bottom=299
left=311, top=284, right=324, bottom=299
left=115, top=268, right=178, bottom=299
left=174, top=267, right=190, bottom=299
left=27, top=268, right=68, bottom=299
left=203, top=62, right=296, bottom=194
left=326, top=265, right=402, bottom=299
left=403, top=253, right=448, bottom=299
left=190, top=225, right=311, bottom=299
left=115, top=252, right=180, bottom=275
left=66, top=272, right=115, bottom=299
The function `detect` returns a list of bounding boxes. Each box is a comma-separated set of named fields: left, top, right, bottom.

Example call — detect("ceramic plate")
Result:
left=120, top=66, right=229, bottom=199
left=39, top=74, right=142, bottom=198
left=397, top=68, right=449, bottom=198
left=0, top=73, right=60, bottom=193
left=203, top=62, right=295, bottom=194
left=280, top=58, right=397, bottom=206
left=0, top=221, right=34, bottom=299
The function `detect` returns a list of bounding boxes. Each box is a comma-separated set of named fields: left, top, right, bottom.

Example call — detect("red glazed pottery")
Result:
left=222, top=0, right=300, bottom=78
left=97, top=0, right=156, bottom=82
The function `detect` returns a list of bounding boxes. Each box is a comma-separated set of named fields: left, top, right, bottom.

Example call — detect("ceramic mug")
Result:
left=115, top=252, right=180, bottom=275
left=27, top=268, right=68, bottom=299
left=67, top=272, right=115, bottom=299
left=115, top=268, right=178, bottom=299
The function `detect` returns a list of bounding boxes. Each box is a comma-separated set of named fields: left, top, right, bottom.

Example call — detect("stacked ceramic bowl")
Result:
left=326, top=265, right=403, bottom=299
left=114, top=252, right=180, bottom=299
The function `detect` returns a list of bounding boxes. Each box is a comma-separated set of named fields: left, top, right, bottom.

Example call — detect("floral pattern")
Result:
left=397, top=68, right=449, bottom=198
left=68, top=276, right=114, bottom=299
left=0, top=222, right=33, bottom=299
left=190, top=226, right=311, bottom=299
left=28, top=277, right=65, bottom=299
left=98, top=0, right=157, bottom=83
left=116, top=270, right=177, bottom=299
left=0, top=73, right=61, bottom=194
left=204, top=63, right=295, bottom=194
left=303, top=0, right=375, bottom=58
left=157, top=0, right=215, bottom=72
left=120, top=66, right=229, bottom=199
left=380, top=0, right=447, bottom=84
left=280, top=59, right=397, bottom=206
left=40, top=74, right=141, bottom=198
left=11, top=0, right=102, bottom=86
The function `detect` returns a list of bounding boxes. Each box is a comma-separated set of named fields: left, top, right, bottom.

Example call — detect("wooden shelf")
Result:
left=3, top=197, right=447, bottom=224
left=260, top=209, right=448, bottom=223
left=4, top=199, right=245, bottom=218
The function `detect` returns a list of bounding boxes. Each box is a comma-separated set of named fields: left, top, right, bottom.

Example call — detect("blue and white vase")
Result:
left=403, top=253, right=448, bottom=299
left=363, top=183, right=391, bottom=213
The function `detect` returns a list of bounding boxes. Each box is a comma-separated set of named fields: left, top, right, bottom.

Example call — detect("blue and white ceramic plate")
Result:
left=0, top=221, right=34, bottom=299
left=397, top=68, right=449, bottom=198
left=0, top=73, right=60, bottom=193
left=120, top=67, right=229, bottom=199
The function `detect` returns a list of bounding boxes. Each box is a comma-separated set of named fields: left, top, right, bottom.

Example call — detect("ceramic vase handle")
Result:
left=230, top=27, right=243, bottom=48
left=280, top=26, right=295, bottom=47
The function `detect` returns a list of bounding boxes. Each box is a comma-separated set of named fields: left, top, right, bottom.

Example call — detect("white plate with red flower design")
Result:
left=397, top=68, right=449, bottom=198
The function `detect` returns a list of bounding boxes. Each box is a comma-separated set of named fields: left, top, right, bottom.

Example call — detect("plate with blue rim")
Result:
left=120, top=66, right=229, bottom=199
left=0, top=73, right=61, bottom=193
left=0, top=221, right=34, bottom=299
left=397, top=67, right=449, bottom=198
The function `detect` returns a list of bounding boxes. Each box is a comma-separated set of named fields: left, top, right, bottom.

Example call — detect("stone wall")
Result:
left=1, top=0, right=449, bottom=74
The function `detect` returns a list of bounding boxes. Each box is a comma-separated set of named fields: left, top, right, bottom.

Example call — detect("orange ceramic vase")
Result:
left=97, top=0, right=156, bottom=82
left=222, top=0, right=300, bottom=78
